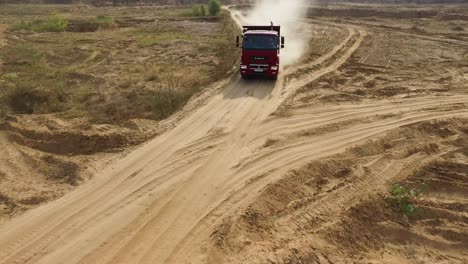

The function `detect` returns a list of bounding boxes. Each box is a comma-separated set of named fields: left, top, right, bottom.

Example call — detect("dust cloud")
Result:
left=245, top=0, right=310, bottom=66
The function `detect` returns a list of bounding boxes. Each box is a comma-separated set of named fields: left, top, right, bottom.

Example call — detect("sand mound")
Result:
left=3, top=115, right=161, bottom=155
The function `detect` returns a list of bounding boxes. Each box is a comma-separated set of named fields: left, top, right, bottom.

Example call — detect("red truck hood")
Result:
left=242, top=49, right=279, bottom=65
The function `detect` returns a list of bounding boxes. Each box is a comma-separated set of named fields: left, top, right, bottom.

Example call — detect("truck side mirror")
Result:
left=236, top=36, right=240, bottom=47
left=281, top=36, right=285, bottom=48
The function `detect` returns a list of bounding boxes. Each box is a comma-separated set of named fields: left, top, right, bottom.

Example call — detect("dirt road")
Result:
left=0, top=8, right=467, bottom=264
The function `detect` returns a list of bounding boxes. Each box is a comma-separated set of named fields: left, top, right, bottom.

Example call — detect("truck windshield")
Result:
left=243, top=35, right=278, bottom=50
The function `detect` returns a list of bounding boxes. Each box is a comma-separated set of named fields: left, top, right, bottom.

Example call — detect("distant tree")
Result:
left=208, top=0, right=221, bottom=16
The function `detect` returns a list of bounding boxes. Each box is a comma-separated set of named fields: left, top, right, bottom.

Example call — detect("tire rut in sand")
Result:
left=279, top=28, right=367, bottom=105
left=0, top=8, right=466, bottom=264
left=0, top=11, right=359, bottom=262
left=166, top=98, right=468, bottom=263
left=0, top=76, right=279, bottom=264
left=208, top=118, right=468, bottom=263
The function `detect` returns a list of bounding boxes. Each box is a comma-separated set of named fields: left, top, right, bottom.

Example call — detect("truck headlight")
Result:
left=271, top=66, right=278, bottom=71
left=241, top=65, right=248, bottom=70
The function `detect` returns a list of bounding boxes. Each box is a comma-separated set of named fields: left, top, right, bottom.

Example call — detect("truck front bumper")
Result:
left=240, top=65, right=278, bottom=78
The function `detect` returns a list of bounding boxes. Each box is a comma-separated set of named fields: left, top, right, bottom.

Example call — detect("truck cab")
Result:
left=236, top=25, right=285, bottom=80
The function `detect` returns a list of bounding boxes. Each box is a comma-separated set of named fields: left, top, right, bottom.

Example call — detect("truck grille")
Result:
left=249, top=64, right=269, bottom=70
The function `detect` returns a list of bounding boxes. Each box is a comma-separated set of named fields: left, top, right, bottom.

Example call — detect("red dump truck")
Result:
left=236, top=23, right=285, bottom=80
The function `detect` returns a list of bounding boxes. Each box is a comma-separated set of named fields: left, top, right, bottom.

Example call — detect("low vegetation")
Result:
left=192, top=5, right=207, bottom=17
left=385, top=182, right=429, bottom=215
left=208, top=0, right=221, bottom=16
left=0, top=5, right=240, bottom=124
left=1, top=44, right=67, bottom=115
left=192, top=0, right=221, bottom=17
left=11, top=14, right=68, bottom=32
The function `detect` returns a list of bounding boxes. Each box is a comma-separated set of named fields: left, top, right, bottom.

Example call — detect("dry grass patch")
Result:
left=0, top=5, right=240, bottom=125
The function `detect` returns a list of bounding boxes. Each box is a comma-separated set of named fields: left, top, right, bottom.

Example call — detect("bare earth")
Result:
left=0, top=4, right=467, bottom=264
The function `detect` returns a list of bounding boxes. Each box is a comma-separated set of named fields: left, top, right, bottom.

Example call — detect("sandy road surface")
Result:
left=0, top=9, right=467, bottom=264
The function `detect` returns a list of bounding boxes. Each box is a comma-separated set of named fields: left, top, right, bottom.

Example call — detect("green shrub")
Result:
left=11, top=20, right=30, bottom=31
left=200, top=5, right=206, bottom=16
left=40, top=15, right=68, bottom=32
left=11, top=14, right=68, bottom=32
left=192, top=5, right=207, bottom=17
left=208, top=0, right=221, bottom=16
left=192, top=5, right=201, bottom=16
left=386, top=183, right=429, bottom=215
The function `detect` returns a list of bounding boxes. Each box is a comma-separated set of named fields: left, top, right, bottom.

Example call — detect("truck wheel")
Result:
left=241, top=75, right=249, bottom=80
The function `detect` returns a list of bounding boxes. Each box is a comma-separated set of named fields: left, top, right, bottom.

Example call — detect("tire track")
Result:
left=284, top=24, right=354, bottom=76
left=0, top=8, right=466, bottom=264
left=279, top=29, right=367, bottom=106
